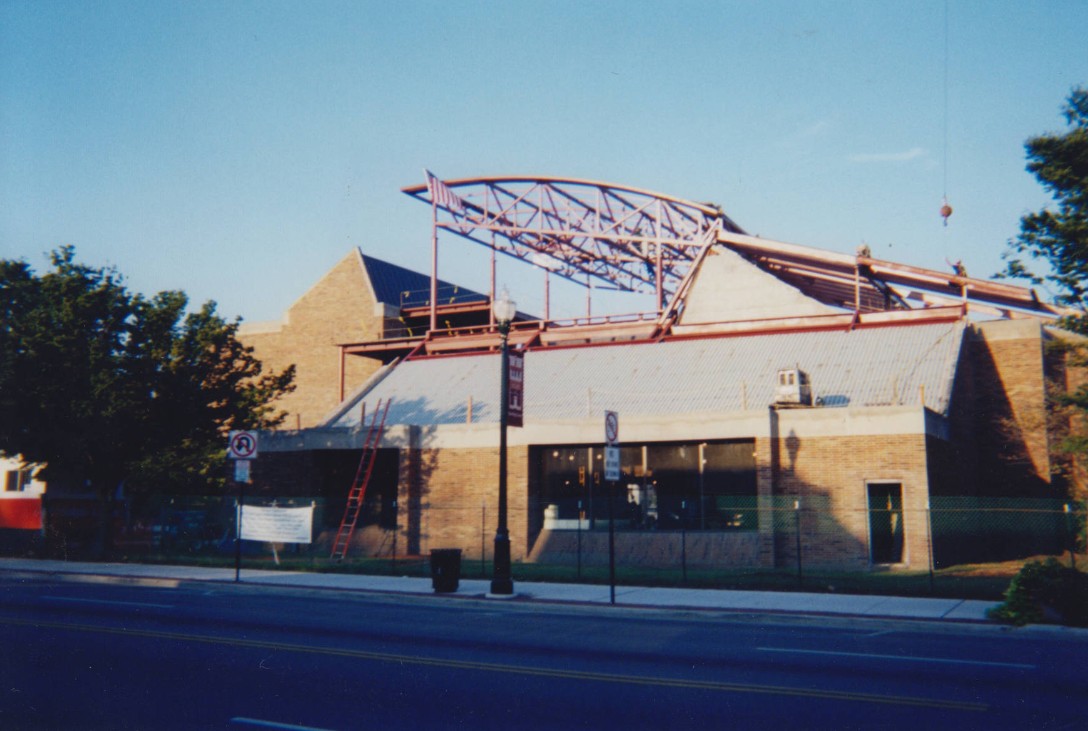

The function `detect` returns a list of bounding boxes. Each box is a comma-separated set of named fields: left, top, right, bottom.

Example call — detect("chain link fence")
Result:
left=20, top=493, right=1085, bottom=598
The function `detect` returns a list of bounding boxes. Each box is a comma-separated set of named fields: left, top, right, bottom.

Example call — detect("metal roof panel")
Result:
left=328, top=321, right=966, bottom=429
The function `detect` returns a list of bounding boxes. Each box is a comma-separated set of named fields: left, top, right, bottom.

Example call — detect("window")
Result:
left=701, top=441, right=758, bottom=530
left=4, top=469, right=31, bottom=492
left=534, top=440, right=758, bottom=532
left=538, top=447, right=590, bottom=521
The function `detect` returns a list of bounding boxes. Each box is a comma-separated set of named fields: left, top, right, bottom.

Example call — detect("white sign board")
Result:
left=228, top=431, right=258, bottom=460
left=233, top=459, right=251, bottom=483
left=240, top=504, right=314, bottom=544
left=604, top=445, right=620, bottom=482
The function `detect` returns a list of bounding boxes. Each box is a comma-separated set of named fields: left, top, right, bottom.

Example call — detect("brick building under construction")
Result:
left=239, top=174, right=1084, bottom=572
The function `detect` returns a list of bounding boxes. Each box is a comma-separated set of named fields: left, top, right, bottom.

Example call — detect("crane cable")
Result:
left=940, top=0, right=953, bottom=227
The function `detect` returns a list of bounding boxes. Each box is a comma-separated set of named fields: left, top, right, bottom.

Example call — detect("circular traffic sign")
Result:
left=604, top=411, right=619, bottom=445
left=228, top=431, right=258, bottom=460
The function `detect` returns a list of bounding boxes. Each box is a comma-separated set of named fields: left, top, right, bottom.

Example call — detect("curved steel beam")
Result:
left=405, top=174, right=747, bottom=308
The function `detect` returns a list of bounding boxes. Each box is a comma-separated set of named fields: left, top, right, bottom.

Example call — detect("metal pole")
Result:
left=794, top=499, right=803, bottom=587
left=655, top=199, right=664, bottom=311
left=926, top=500, right=935, bottom=591
left=544, top=269, right=550, bottom=322
left=234, top=480, right=244, bottom=583
left=491, top=325, right=514, bottom=595
left=392, top=498, right=398, bottom=574
left=586, top=275, right=592, bottom=321
left=430, top=187, right=439, bottom=333
left=576, top=499, right=583, bottom=580
left=608, top=472, right=616, bottom=605
left=489, top=234, right=496, bottom=327
left=698, top=444, right=706, bottom=531
left=681, top=499, right=688, bottom=583
left=586, top=449, right=594, bottom=531
left=1064, top=504, right=1076, bottom=570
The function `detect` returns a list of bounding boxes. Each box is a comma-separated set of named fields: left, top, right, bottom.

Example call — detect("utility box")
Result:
left=775, top=368, right=813, bottom=406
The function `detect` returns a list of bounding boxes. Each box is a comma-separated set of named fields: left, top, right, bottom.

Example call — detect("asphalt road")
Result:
left=1, top=573, right=1085, bottom=730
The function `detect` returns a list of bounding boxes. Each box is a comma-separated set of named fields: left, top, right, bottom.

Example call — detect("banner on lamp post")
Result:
left=508, top=352, right=524, bottom=428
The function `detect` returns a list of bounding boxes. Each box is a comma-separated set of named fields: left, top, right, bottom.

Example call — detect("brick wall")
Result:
left=239, top=250, right=381, bottom=429
left=956, top=321, right=1053, bottom=496
left=398, top=445, right=530, bottom=560
left=765, top=428, right=931, bottom=571
left=384, top=430, right=932, bottom=571
left=1046, top=330, right=1088, bottom=496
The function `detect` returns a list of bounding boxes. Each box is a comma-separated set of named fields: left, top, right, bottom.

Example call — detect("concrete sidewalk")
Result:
left=0, top=558, right=997, bottom=622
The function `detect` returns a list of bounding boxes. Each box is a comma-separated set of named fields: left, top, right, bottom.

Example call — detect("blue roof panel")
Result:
left=361, top=253, right=488, bottom=309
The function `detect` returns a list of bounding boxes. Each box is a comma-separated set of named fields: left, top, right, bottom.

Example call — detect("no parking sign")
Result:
left=604, top=411, right=619, bottom=482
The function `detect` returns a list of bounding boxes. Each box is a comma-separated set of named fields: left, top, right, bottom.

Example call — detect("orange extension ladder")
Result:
left=330, top=399, right=391, bottom=561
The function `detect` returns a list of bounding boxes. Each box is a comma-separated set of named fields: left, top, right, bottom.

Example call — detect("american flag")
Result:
left=425, top=170, right=464, bottom=214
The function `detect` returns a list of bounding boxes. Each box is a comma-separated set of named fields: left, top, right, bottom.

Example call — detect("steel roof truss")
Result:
left=415, top=176, right=734, bottom=300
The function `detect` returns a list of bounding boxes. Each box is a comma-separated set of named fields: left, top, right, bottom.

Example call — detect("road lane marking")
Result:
left=0, top=617, right=988, bottom=712
left=757, top=647, right=1035, bottom=670
left=56, top=574, right=182, bottom=588
left=231, top=717, right=337, bottom=731
left=42, top=596, right=175, bottom=610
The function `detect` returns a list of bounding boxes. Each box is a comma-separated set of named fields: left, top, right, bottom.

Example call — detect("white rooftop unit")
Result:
left=775, top=368, right=812, bottom=406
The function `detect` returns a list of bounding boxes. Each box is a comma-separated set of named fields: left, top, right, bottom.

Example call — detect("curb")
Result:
left=1, top=560, right=1001, bottom=625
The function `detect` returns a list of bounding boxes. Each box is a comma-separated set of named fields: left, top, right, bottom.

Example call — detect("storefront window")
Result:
left=534, top=440, right=757, bottom=532
left=538, top=447, right=590, bottom=522
left=701, top=442, right=758, bottom=529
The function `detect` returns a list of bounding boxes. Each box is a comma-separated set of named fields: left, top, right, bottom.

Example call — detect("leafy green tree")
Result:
left=0, top=246, right=294, bottom=505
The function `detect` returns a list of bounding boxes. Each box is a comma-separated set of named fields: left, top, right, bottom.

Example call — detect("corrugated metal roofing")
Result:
left=361, top=253, right=488, bottom=308
left=328, top=320, right=966, bottom=429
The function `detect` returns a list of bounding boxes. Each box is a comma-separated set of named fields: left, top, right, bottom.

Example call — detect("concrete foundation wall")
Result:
left=527, top=529, right=766, bottom=569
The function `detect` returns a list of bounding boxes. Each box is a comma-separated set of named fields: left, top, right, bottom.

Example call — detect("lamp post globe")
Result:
left=491, top=288, right=516, bottom=595
left=493, top=288, right=517, bottom=325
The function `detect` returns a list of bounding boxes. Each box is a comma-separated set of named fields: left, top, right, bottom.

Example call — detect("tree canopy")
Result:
left=0, top=246, right=294, bottom=497
left=1001, top=86, right=1088, bottom=333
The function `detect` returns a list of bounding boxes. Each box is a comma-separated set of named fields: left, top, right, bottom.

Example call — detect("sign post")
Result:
left=228, top=431, right=258, bottom=582
left=604, top=411, right=619, bottom=605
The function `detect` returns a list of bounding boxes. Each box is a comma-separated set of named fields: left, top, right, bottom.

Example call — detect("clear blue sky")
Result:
left=2, top=0, right=1086, bottom=322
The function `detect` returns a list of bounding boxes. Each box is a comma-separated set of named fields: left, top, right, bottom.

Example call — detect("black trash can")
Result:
left=430, top=548, right=462, bottom=593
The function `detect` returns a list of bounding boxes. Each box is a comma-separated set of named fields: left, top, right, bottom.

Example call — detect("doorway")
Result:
left=867, top=482, right=904, bottom=564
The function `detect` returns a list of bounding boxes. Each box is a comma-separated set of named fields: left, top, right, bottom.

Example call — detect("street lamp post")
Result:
left=491, top=289, right=517, bottom=595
